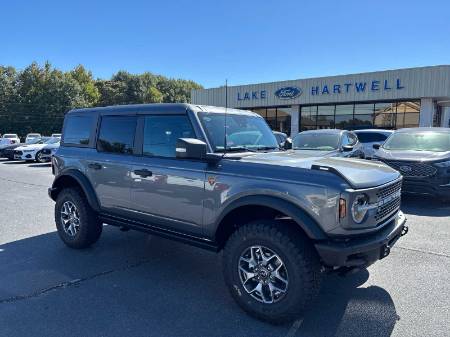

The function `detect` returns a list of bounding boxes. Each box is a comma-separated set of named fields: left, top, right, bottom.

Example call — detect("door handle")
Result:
left=133, top=169, right=152, bottom=178
left=88, top=163, right=102, bottom=170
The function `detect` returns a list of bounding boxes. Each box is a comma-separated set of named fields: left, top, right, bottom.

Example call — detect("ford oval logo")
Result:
left=274, top=86, right=302, bottom=100
left=399, top=165, right=412, bottom=173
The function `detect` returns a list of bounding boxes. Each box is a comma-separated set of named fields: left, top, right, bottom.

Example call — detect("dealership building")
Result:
left=191, top=65, right=450, bottom=136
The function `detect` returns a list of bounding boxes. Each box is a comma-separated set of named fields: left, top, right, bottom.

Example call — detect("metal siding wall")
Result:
left=191, top=66, right=450, bottom=108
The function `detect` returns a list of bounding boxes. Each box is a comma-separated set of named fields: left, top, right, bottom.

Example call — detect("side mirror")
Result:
left=342, top=145, right=353, bottom=152
left=176, top=138, right=207, bottom=160
left=283, top=138, right=292, bottom=150
left=373, top=143, right=381, bottom=150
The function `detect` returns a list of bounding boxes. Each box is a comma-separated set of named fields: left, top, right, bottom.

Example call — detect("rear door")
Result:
left=130, top=113, right=207, bottom=235
left=86, top=114, right=138, bottom=216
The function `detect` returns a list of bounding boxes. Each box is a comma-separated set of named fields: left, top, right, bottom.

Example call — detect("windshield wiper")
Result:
left=216, top=146, right=258, bottom=153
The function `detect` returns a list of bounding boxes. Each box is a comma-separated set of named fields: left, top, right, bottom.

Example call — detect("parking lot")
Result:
left=0, top=159, right=449, bottom=337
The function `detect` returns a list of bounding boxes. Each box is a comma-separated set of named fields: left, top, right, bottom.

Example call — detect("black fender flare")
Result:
left=49, top=169, right=101, bottom=212
left=215, top=195, right=327, bottom=241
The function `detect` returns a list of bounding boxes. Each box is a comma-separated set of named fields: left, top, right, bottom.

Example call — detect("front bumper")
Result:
left=402, top=178, right=450, bottom=198
left=14, top=152, right=35, bottom=160
left=315, top=211, right=407, bottom=268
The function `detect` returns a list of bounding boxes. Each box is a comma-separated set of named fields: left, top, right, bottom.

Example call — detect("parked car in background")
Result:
left=40, top=140, right=61, bottom=162
left=14, top=137, right=59, bottom=162
left=373, top=127, right=450, bottom=200
left=51, top=133, right=62, bottom=138
left=1, top=133, right=21, bottom=144
left=292, top=129, right=364, bottom=158
left=273, top=131, right=290, bottom=148
left=25, top=133, right=42, bottom=144
left=0, top=142, right=24, bottom=160
left=354, top=129, right=394, bottom=159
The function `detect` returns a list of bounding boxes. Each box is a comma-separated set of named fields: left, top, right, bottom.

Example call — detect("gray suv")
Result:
left=49, top=104, right=408, bottom=323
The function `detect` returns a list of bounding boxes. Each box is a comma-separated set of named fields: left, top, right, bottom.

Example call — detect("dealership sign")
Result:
left=236, top=78, right=405, bottom=101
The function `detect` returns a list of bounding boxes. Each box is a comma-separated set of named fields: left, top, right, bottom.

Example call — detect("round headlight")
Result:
left=351, top=194, right=369, bottom=223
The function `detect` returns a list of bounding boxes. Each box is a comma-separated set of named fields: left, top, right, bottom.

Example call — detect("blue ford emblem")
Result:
left=274, top=86, right=302, bottom=100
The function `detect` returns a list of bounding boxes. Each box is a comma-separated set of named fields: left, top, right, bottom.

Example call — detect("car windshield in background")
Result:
left=383, top=132, right=450, bottom=152
left=45, top=137, right=60, bottom=144
left=198, top=112, right=279, bottom=152
left=3, top=135, right=17, bottom=138
left=293, top=133, right=340, bottom=151
left=355, top=132, right=389, bottom=143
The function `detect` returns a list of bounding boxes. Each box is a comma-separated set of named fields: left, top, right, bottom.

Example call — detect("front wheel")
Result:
left=222, top=220, right=322, bottom=324
left=35, top=151, right=47, bottom=163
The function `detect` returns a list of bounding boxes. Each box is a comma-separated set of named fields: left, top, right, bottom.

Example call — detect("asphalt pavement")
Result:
left=0, top=159, right=449, bottom=337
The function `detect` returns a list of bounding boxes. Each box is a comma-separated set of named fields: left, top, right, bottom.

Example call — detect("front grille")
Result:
left=375, top=180, right=402, bottom=223
left=381, top=160, right=437, bottom=178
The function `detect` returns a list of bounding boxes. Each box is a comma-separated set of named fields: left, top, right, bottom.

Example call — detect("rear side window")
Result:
left=356, top=132, right=389, bottom=143
left=143, top=115, right=195, bottom=157
left=97, top=116, right=137, bottom=154
left=63, top=115, right=94, bottom=145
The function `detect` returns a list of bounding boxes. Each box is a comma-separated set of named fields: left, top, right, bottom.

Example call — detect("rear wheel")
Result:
left=55, top=187, right=102, bottom=249
left=222, top=220, right=322, bottom=324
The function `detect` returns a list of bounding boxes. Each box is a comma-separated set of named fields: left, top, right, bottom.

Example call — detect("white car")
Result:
left=1, top=134, right=21, bottom=145
left=353, top=129, right=394, bottom=159
left=39, top=141, right=61, bottom=161
left=14, top=137, right=60, bottom=162
left=25, top=133, right=42, bottom=144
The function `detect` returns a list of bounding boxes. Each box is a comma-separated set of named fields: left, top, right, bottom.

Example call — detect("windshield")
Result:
left=293, top=133, right=340, bottom=151
left=198, top=112, right=279, bottom=152
left=3, top=134, right=17, bottom=139
left=383, top=131, right=450, bottom=152
left=27, top=134, right=40, bottom=137
left=45, top=137, right=60, bottom=144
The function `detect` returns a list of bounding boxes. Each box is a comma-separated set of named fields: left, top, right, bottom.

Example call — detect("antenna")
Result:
left=223, top=79, right=228, bottom=156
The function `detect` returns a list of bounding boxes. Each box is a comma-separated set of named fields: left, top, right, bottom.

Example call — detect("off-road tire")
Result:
left=55, top=187, right=102, bottom=249
left=222, top=220, right=322, bottom=324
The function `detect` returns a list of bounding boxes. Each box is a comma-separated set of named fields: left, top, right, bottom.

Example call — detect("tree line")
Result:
left=0, top=62, right=203, bottom=135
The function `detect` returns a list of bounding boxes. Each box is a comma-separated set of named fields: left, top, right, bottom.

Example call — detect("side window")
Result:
left=143, top=115, right=195, bottom=157
left=97, top=116, right=137, bottom=154
left=63, top=115, right=94, bottom=145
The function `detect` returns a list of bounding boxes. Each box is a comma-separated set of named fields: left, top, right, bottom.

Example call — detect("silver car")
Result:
left=292, top=129, right=365, bottom=158
left=354, top=129, right=394, bottom=159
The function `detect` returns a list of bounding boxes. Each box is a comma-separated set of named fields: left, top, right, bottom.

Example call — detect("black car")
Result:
left=373, top=127, right=450, bottom=199
left=0, top=143, right=23, bottom=160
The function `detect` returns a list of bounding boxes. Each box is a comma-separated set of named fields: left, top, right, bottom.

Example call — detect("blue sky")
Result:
left=1, top=0, right=449, bottom=88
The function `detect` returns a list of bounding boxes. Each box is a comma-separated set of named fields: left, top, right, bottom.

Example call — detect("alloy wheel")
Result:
left=238, top=245, right=289, bottom=304
left=60, top=201, right=81, bottom=237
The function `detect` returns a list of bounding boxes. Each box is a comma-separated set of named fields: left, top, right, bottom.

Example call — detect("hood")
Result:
left=16, top=143, right=46, bottom=151
left=375, top=148, right=450, bottom=162
left=236, top=151, right=400, bottom=189
left=291, top=149, right=339, bottom=157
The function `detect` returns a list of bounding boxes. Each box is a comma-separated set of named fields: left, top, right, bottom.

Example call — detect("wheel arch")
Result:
left=214, top=195, right=327, bottom=249
left=49, top=170, right=100, bottom=212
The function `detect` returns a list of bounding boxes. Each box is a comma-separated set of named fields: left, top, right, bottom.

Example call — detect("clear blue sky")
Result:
left=1, top=0, right=449, bottom=88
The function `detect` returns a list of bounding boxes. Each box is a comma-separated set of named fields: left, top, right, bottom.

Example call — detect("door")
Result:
left=130, top=114, right=206, bottom=235
left=86, top=115, right=137, bottom=216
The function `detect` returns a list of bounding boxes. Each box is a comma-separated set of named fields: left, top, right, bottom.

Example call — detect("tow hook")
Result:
left=401, top=225, right=409, bottom=236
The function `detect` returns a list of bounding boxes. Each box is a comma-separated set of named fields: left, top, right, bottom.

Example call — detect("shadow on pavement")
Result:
left=27, top=163, right=51, bottom=168
left=0, top=227, right=397, bottom=337
left=401, top=194, right=450, bottom=217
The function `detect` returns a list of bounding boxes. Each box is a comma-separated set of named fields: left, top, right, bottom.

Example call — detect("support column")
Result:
left=419, top=98, right=434, bottom=127
left=442, top=106, right=450, bottom=128
left=290, top=106, right=299, bottom=137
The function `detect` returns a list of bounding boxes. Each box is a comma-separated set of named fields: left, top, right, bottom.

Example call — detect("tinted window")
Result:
left=63, top=115, right=93, bottom=145
left=143, top=115, right=195, bottom=157
left=293, top=133, right=340, bottom=151
left=97, top=116, right=137, bottom=154
left=355, top=132, right=389, bottom=143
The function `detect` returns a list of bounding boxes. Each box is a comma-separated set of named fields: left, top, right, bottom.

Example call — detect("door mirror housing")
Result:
left=373, top=143, right=381, bottom=150
left=283, top=138, right=292, bottom=150
left=342, top=145, right=353, bottom=152
left=176, top=138, right=222, bottom=163
left=176, top=138, right=207, bottom=160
